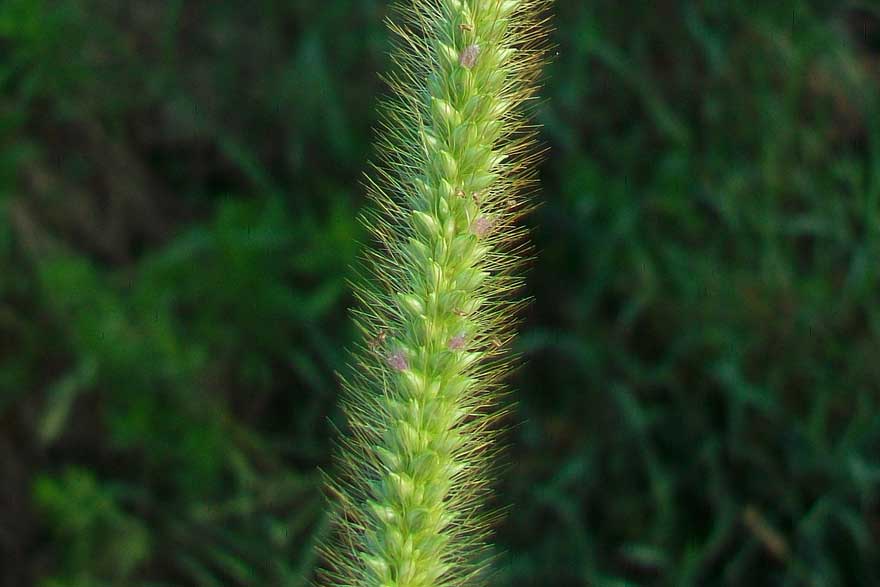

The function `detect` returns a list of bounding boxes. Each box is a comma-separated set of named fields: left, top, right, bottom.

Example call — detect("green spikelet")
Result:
left=321, top=1, right=551, bottom=585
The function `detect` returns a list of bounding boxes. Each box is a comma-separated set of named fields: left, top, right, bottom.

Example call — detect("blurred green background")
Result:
left=2, top=0, right=880, bottom=585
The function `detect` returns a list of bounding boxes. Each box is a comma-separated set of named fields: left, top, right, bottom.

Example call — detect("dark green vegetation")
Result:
left=1, top=0, right=879, bottom=585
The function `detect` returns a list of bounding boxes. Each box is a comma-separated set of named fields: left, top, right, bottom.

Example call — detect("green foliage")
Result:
left=34, top=467, right=152, bottom=587
left=0, top=1, right=363, bottom=579
left=504, top=2, right=880, bottom=585
left=1, top=0, right=879, bottom=586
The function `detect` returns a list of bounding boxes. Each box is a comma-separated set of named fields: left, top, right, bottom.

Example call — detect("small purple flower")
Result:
left=473, top=216, right=494, bottom=237
left=448, top=333, right=467, bottom=351
left=460, top=44, right=481, bottom=69
left=387, top=350, right=409, bottom=371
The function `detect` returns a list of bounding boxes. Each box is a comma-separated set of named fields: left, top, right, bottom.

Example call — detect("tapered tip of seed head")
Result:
left=473, top=216, right=494, bottom=237
left=448, top=333, right=467, bottom=351
left=387, top=350, right=409, bottom=371
left=460, top=44, right=481, bottom=69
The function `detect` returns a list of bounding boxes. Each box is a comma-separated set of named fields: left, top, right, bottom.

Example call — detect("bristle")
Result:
left=320, top=1, right=552, bottom=586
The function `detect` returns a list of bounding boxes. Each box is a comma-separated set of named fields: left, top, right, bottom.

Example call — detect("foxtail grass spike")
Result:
left=320, top=1, right=552, bottom=586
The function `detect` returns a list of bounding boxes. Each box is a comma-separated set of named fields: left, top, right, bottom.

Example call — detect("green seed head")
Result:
left=320, top=1, right=552, bottom=586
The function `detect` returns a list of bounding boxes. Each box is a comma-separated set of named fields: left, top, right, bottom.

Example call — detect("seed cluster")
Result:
left=321, top=1, right=551, bottom=586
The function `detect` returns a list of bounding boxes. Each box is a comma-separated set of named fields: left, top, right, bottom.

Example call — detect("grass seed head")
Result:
left=320, top=1, right=552, bottom=585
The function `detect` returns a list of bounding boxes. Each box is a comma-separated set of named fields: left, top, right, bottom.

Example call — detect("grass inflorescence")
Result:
left=320, top=0, right=552, bottom=585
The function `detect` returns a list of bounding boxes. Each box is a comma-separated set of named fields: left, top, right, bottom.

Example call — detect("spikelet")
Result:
left=320, top=1, right=552, bottom=586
